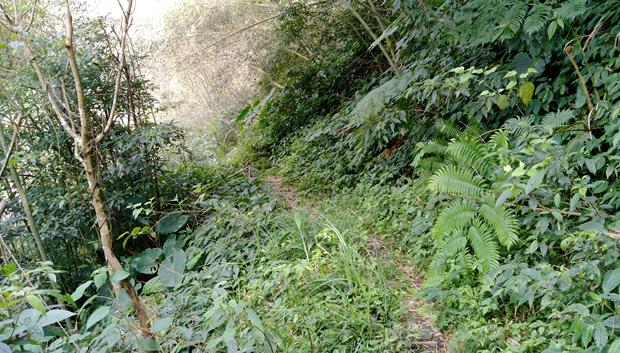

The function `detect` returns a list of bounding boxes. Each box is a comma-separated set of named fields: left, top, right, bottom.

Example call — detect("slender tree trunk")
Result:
left=347, top=4, right=400, bottom=75
left=0, top=125, right=48, bottom=262
left=81, top=150, right=151, bottom=336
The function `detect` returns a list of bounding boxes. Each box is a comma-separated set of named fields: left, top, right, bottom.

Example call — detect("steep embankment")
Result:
left=232, top=1, right=620, bottom=352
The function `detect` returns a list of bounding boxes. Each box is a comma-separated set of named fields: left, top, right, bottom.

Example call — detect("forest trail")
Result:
left=262, top=175, right=447, bottom=352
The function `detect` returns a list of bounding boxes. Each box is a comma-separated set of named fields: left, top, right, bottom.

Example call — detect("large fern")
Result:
left=427, top=130, right=521, bottom=283
left=498, top=2, right=528, bottom=39
left=541, top=109, right=575, bottom=132
left=428, top=165, right=485, bottom=197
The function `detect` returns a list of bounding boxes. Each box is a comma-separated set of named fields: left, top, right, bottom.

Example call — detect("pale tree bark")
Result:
left=0, top=119, right=48, bottom=262
left=1, top=0, right=152, bottom=339
left=346, top=2, right=400, bottom=75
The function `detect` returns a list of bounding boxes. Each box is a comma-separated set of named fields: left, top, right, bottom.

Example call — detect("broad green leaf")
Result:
left=581, top=324, right=593, bottom=348
left=246, top=308, right=263, bottom=330
left=139, top=338, right=160, bottom=351
left=26, top=294, right=46, bottom=315
left=525, top=169, right=545, bottom=194
left=585, top=158, right=598, bottom=174
left=1, top=263, right=17, bottom=276
left=547, top=20, right=557, bottom=38
left=609, top=338, right=620, bottom=353
left=39, top=309, right=75, bottom=327
left=519, top=82, right=535, bottom=106
left=71, top=280, right=93, bottom=301
left=158, top=249, right=186, bottom=287
left=0, top=342, right=11, bottom=353
left=156, top=214, right=189, bottom=235
left=564, top=303, right=589, bottom=316
left=186, top=250, right=204, bottom=270
left=86, top=306, right=110, bottom=330
left=142, top=277, right=165, bottom=295
left=603, top=268, right=620, bottom=294
left=594, top=322, right=608, bottom=348
left=151, top=317, right=173, bottom=333
left=133, top=248, right=163, bottom=274
left=110, top=270, right=130, bottom=283
left=93, top=267, right=108, bottom=289
left=495, top=94, right=508, bottom=110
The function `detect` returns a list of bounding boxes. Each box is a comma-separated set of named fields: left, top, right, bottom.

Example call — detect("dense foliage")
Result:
left=3, top=0, right=620, bottom=352
left=236, top=0, right=620, bottom=352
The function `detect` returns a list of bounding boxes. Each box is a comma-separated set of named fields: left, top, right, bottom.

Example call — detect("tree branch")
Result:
left=93, top=0, right=134, bottom=145
left=0, top=113, right=24, bottom=179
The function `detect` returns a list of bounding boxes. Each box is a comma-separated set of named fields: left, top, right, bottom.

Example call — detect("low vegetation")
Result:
left=1, top=0, right=620, bottom=352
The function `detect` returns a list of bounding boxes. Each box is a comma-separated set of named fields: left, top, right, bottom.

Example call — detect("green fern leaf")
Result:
left=503, top=116, right=533, bottom=135
left=479, top=203, right=518, bottom=248
left=488, top=130, right=509, bottom=150
left=425, top=255, right=448, bottom=288
left=446, top=137, right=493, bottom=175
left=428, top=165, right=485, bottom=197
left=523, top=5, right=551, bottom=35
left=468, top=221, right=500, bottom=273
left=434, top=120, right=461, bottom=138
left=499, top=2, right=528, bottom=38
left=432, top=201, right=476, bottom=239
left=541, top=109, right=575, bottom=131
left=555, top=0, right=587, bottom=21
left=441, top=228, right=468, bottom=255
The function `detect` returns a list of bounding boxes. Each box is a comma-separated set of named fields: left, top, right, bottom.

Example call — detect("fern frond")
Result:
left=481, top=263, right=519, bottom=290
left=428, top=165, right=485, bottom=197
left=488, top=130, right=509, bottom=150
left=468, top=1, right=505, bottom=44
left=479, top=203, right=518, bottom=248
left=446, top=136, right=493, bottom=175
left=523, top=4, right=551, bottom=35
left=423, top=140, right=448, bottom=155
left=555, top=0, right=587, bottom=21
left=425, top=254, right=448, bottom=288
left=541, top=109, right=575, bottom=131
left=499, top=2, right=528, bottom=38
left=432, top=200, right=476, bottom=239
left=428, top=229, right=470, bottom=286
left=468, top=220, right=500, bottom=273
left=503, top=116, right=533, bottom=135
left=434, top=120, right=461, bottom=138
left=440, top=228, right=468, bottom=255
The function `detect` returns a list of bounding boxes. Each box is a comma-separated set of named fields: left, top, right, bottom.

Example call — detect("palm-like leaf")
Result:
left=479, top=203, right=518, bottom=248
left=432, top=200, right=476, bottom=239
left=468, top=221, right=500, bottom=273
left=446, top=136, right=492, bottom=175
left=428, top=165, right=485, bottom=197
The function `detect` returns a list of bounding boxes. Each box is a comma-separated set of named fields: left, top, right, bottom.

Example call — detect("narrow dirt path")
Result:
left=262, top=175, right=447, bottom=352
left=367, top=235, right=447, bottom=353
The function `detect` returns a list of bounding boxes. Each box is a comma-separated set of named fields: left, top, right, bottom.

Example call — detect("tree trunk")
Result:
left=0, top=125, right=48, bottom=262
left=81, top=150, right=152, bottom=337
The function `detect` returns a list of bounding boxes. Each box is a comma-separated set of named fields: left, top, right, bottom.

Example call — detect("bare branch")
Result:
left=0, top=199, right=6, bottom=218
left=27, top=54, right=82, bottom=144
left=93, top=0, right=134, bottom=145
left=175, top=12, right=282, bottom=67
left=0, top=113, right=23, bottom=178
